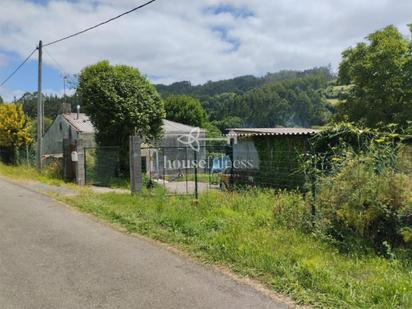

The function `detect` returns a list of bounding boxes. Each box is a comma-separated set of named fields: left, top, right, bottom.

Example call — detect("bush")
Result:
left=272, top=191, right=312, bottom=232
left=314, top=154, right=412, bottom=254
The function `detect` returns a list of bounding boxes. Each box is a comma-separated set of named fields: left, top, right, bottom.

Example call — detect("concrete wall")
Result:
left=43, top=115, right=95, bottom=156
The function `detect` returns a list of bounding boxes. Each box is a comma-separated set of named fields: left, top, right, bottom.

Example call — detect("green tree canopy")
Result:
left=164, top=95, right=207, bottom=127
left=77, top=61, right=165, bottom=144
left=77, top=61, right=164, bottom=174
left=337, top=25, right=412, bottom=128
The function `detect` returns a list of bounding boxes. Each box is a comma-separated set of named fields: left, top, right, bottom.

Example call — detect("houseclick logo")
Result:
left=177, top=128, right=236, bottom=151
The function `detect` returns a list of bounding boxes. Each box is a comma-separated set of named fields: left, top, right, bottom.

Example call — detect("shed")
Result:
left=228, top=128, right=319, bottom=189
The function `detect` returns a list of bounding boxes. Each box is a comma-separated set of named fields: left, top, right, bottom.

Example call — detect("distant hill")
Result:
left=155, top=67, right=335, bottom=99
left=156, top=67, right=337, bottom=131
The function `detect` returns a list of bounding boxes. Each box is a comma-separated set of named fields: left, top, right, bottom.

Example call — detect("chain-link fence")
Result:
left=142, top=145, right=230, bottom=196
left=0, top=145, right=35, bottom=166
left=84, top=146, right=122, bottom=187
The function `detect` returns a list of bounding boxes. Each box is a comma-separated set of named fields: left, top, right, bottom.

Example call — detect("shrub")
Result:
left=43, top=157, right=63, bottom=180
left=314, top=154, right=412, bottom=254
left=272, top=191, right=312, bottom=232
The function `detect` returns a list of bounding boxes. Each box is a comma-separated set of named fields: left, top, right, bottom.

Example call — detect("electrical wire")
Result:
left=43, top=0, right=158, bottom=47
left=0, top=0, right=158, bottom=89
left=0, top=48, right=37, bottom=88
left=44, top=48, right=67, bottom=76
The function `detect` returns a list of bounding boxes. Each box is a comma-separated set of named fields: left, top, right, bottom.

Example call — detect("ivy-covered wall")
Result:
left=254, top=135, right=309, bottom=189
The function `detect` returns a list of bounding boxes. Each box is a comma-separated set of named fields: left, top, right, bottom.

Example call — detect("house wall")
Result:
left=43, top=115, right=75, bottom=155
left=43, top=115, right=95, bottom=155
left=233, top=137, right=260, bottom=169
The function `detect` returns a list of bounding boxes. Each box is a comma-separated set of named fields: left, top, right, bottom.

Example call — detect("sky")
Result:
left=0, top=0, right=411, bottom=101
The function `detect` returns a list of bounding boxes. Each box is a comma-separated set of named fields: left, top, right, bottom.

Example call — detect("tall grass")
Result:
left=0, top=162, right=65, bottom=186
left=62, top=189, right=412, bottom=308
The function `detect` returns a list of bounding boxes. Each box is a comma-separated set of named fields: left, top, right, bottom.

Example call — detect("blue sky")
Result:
left=1, top=0, right=411, bottom=101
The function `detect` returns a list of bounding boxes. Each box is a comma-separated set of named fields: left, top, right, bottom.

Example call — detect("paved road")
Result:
left=0, top=178, right=288, bottom=309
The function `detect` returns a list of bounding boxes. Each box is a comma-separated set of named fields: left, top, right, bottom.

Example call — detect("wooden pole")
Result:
left=36, top=40, right=43, bottom=170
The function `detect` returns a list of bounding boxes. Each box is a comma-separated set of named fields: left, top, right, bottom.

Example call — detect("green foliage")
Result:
left=272, top=191, right=312, bottom=231
left=211, top=116, right=243, bottom=133
left=77, top=61, right=165, bottom=173
left=337, top=25, right=412, bottom=127
left=314, top=151, right=412, bottom=254
left=164, top=95, right=207, bottom=127
left=240, top=74, right=332, bottom=127
left=255, top=136, right=308, bottom=189
left=157, top=67, right=335, bottom=129
left=62, top=189, right=412, bottom=308
left=17, top=92, right=80, bottom=120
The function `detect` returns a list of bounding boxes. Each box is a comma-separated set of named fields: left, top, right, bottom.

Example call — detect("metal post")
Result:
left=36, top=40, right=43, bottom=170
left=194, top=149, right=198, bottom=199
left=229, top=138, right=235, bottom=189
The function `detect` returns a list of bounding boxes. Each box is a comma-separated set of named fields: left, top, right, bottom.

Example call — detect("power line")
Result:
left=44, top=48, right=67, bottom=75
left=0, top=48, right=37, bottom=88
left=43, top=0, right=158, bottom=47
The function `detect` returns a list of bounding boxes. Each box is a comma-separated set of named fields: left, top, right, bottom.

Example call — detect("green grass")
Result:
left=0, top=162, right=65, bottom=186
left=60, top=189, right=412, bottom=308
left=2, top=163, right=411, bottom=308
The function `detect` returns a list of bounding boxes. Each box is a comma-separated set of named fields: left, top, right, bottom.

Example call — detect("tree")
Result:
left=337, top=25, right=412, bottom=128
left=0, top=103, right=32, bottom=163
left=77, top=61, right=165, bottom=173
left=0, top=96, right=3, bottom=103
left=164, top=95, right=207, bottom=127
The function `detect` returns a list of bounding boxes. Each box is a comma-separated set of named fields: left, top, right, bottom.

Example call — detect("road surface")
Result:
left=0, top=178, right=289, bottom=309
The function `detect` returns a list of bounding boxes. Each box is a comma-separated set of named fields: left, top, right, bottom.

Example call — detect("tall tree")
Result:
left=337, top=25, right=412, bottom=127
left=164, top=95, right=207, bottom=127
left=77, top=61, right=165, bottom=172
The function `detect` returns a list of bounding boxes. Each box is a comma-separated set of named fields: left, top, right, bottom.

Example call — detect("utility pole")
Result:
left=36, top=40, right=43, bottom=170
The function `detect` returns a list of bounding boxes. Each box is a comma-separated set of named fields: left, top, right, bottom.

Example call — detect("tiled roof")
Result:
left=62, top=113, right=95, bottom=134
left=227, top=128, right=319, bottom=137
left=62, top=114, right=203, bottom=135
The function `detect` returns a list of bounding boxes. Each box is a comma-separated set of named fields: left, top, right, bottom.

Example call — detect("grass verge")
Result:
left=0, top=162, right=65, bottom=186
left=59, top=189, right=412, bottom=308
left=1, top=164, right=411, bottom=308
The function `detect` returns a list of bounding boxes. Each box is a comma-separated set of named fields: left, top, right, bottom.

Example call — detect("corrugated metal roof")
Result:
left=227, top=128, right=319, bottom=137
left=62, top=113, right=95, bottom=134
left=62, top=114, right=203, bottom=135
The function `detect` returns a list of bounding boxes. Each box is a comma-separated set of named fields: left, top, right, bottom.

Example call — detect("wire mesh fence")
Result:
left=84, top=146, right=122, bottom=187
left=142, top=145, right=230, bottom=196
left=81, top=139, right=412, bottom=199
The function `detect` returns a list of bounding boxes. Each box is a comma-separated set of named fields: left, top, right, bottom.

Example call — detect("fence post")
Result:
left=194, top=149, right=199, bottom=199
left=130, top=135, right=142, bottom=194
left=75, top=139, right=85, bottom=186
left=229, top=138, right=235, bottom=189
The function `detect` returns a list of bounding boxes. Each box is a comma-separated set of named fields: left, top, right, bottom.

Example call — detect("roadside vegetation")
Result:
left=2, top=136, right=411, bottom=308
left=0, top=162, right=65, bottom=186
left=57, top=187, right=412, bottom=308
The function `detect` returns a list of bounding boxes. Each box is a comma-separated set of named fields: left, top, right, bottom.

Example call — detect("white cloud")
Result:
left=0, top=53, right=10, bottom=68
left=0, top=0, right=411, bottom=89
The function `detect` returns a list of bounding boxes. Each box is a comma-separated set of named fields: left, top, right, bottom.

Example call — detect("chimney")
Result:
left=61, top=102, right=71, bottom=114
left=76, top=105, right=80, bottom=119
